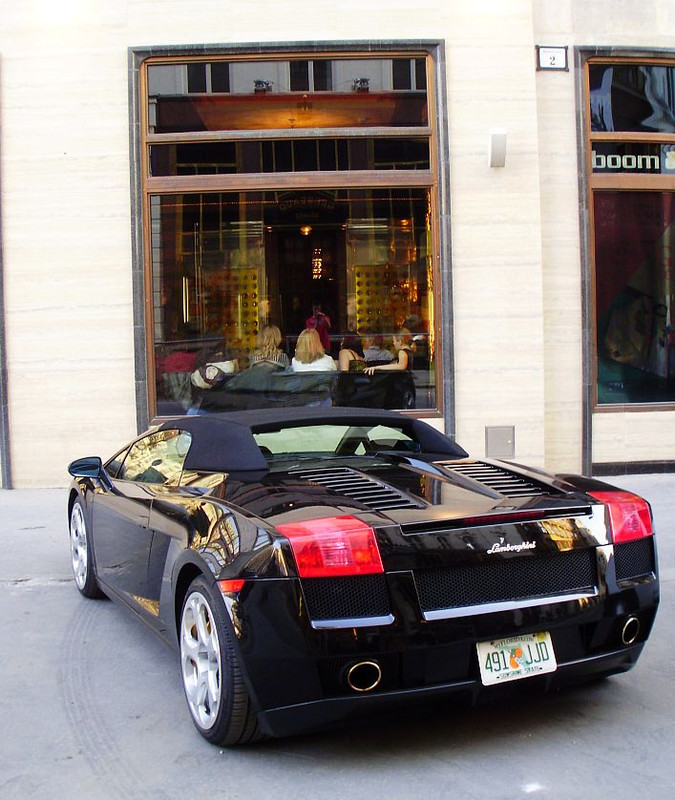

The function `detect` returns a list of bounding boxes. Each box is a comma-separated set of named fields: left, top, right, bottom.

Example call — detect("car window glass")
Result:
left=253, top=423, right=418, bottom=457
left=364, top=424, right=419, bottom=451
left=118, top=430, right=192, bottom=484
left=105, top=447, right=129, bottom=478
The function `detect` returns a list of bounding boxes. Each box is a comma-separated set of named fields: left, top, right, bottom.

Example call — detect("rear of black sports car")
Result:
left=216, top=457, right=660, bottom=738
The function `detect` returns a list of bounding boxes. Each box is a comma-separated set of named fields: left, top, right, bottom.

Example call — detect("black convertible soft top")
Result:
left=159, top=408, right=467, bottom=472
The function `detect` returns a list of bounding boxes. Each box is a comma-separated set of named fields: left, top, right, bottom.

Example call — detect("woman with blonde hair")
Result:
left=250, top=324, right=290, bottom=369
left=364, top=329, right=413, bottom=374
left=291, top=328, right=337, bottom=372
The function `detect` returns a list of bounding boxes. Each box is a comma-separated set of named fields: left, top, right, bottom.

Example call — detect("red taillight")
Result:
left=588, top=491, right=653, bottom=543
left=276, top=515, right=384, bottom=578
left=218, top=579, right=246, bottom=593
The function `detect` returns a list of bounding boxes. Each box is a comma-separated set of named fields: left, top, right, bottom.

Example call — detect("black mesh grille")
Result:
left=301, top=574, right=391, bottom=620
left=415, top=549, right=597, bottom=612
left=614, top=538, right=655, bottom=581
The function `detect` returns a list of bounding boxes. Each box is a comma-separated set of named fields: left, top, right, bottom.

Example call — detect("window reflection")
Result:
left=589, top=64, right=675, bottom=133
left=595, top=191, right=675, bottom=404
left=152, top=189, right=435, bottom=414
left=118, top=430, right=192, bottom=484
left=147, top=57, right=429, bottom=132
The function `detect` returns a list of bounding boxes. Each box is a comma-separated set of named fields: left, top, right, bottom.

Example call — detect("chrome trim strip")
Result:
left=421, top=590, right=598, bottom=621
left=310, top=613, right=395, bottom=630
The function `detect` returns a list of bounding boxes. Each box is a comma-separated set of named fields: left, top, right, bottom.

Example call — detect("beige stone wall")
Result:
left=444, top=2, right=547, bottom=467
left=534, top=0, right=675, bottom=469
left=0, top=1, right=672, bottom=486
left=533, top=2, right=584, bottom=473
left=1, top=3, right=136, bottom=489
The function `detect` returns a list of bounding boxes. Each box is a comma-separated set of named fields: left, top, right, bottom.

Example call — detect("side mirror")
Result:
left=68, top=456, right=104, bottom=479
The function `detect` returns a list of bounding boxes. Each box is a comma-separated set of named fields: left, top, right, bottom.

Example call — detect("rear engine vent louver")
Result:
left=440, top=461, right=560, bottom=498
left=288, top=466, right=422, bottom=510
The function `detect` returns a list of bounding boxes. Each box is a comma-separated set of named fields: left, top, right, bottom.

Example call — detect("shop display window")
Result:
left=595, top=192, right=675, bottom=404
left=152, top=189, right=435, bottom=414
left=587, top=57, right=675, bottom=407
left=141, top=51, right=440, bottom=418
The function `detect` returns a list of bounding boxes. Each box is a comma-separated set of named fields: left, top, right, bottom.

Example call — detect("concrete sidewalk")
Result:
left=0, top=475, right=673, bottom=800
left=0, top=488, right=70, bottom=586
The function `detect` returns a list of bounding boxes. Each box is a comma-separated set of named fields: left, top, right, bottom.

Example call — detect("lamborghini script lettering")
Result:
left=487, top=540, right=537, bottom=554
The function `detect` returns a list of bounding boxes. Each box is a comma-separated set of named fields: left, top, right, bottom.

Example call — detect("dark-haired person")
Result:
left=338, top=332, right=365, bottom=371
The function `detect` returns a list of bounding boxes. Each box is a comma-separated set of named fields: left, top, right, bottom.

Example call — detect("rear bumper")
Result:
left=230, top=563, right=658, bottom=738
left=257, top=643, right=644, bottom=738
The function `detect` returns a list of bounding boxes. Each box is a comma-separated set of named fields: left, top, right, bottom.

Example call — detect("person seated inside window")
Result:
left=291, top=328, right=338, bottom=372
left=190, top=338, right=240, bottom=391
left=362, top=331, right=395, bottom=364
left=249, top=324, right=290, bottom=370
left=338, top=332, right=365, bottom=371
left=364, top=329, right=413, bottom=375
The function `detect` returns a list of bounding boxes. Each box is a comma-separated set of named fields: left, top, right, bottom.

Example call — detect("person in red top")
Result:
left=305, top=304, right=331, bottom=352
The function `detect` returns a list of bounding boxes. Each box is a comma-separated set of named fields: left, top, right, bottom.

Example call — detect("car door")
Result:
left=93, top=429, right=192, bottom=609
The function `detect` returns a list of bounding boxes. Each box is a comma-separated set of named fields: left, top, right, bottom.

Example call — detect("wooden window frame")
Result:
left=130, top=42, right=453, bottom=433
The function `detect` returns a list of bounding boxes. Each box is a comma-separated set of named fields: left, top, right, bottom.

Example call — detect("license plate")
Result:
left=477, top=632, right=557, bottom=686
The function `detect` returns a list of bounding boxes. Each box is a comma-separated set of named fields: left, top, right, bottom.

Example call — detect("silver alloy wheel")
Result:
left=180, top=590, right=222, bottom=730
left=69, top=503, right=88, bottom=590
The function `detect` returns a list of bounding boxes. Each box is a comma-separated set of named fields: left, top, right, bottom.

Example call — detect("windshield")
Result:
left=253, top=423, right=421, bottom=459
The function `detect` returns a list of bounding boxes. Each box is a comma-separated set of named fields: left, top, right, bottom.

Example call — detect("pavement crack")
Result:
left=1, top=577, right=73, bottom=588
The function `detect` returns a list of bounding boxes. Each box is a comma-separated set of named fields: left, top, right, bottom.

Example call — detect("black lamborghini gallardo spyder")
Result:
left=67, top=408, right=659, bottom=745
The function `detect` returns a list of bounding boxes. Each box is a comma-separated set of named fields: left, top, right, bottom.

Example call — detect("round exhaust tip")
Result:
left=345, top=660, right=382, bottom=693
left=621, top=616, right=640, bottom=645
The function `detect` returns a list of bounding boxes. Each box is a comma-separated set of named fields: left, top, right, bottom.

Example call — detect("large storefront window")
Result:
left=141, top=52, right=439, bottom=417
left=587, top=59, right=675, bottom=406
left=153, top=188, right=435, bottom=412
left=595, top=192, right=674, bottom=403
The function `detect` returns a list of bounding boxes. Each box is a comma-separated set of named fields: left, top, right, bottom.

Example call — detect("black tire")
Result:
left=69, top=499, right=105, bottom=599
left=179, top=576, right=263, bottom=746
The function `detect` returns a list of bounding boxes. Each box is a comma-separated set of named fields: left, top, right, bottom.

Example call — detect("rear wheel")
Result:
left=179, top=576, right=262, bottom=746
left=69, top=500, right=104, bottom=598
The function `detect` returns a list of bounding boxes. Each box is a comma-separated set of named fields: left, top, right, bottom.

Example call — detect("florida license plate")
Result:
left=477, top=632, right=557, bottom=686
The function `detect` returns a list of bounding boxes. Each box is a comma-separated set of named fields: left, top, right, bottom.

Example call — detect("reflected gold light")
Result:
left=540, top=518, right=578, bottom=550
